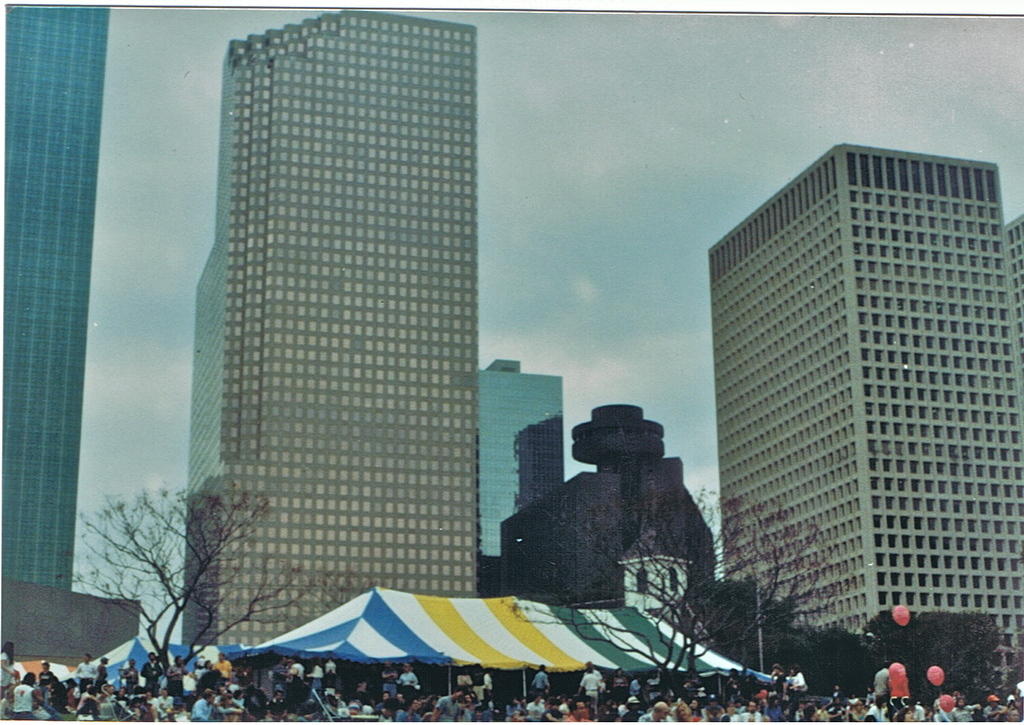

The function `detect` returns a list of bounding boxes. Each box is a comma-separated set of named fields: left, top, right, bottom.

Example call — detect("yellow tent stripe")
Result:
left=414, top=594, right=523, bottom=668
left=484, top=597, right=586, bottom=671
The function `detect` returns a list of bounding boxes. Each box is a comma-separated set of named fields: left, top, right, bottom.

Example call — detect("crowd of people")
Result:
left=2, top=642, right=1023, bottom=722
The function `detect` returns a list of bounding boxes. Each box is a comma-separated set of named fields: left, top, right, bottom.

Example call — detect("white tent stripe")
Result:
left=515, top=600, right=624, bottom=670
left=346, top=618, right=411, bottom=660
left=650, top=617, right=746, bottom=672
left=579, top=608, right=662, bottom=666
left=377, top=590, right=479, bottom=663
left=258, top=590, right=371, bottom=647
left=99, top=638, right=137, bottom=665
left=449, top=597, right=553, bottom=667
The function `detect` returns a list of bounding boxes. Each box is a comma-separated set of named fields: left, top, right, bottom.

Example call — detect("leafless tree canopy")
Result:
left=77, top=488, right=300, bottom=665
left=537, top=488, right=837, bottom=682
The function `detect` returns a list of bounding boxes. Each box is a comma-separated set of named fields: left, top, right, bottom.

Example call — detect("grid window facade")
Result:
left=188, top=11, right=478, bottom=642
left=3, top=7, right=109, bottom=588
left=710, top=145, right=1024, bottom=662
left=1006, top=214, right=1024, bottom=371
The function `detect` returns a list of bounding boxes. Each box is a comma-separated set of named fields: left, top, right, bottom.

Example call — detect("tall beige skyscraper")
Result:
left=710, top=145, right=1023, bottom=663
left=1007, top=213, right=1024, bottom=371
left=189, top=11, right=478, bottom=642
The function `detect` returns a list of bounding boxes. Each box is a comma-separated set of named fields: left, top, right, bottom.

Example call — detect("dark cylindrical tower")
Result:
left=572, top=405, right=665, bottom=550
left=571, top=404, right=664, bottom=472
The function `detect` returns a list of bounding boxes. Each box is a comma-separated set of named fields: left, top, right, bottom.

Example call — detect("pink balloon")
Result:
left=927, top=666, right=945, bottom=686
left=888, top=662, right=906, bottom=679
left=939, top=695, right=954, bottom=713
left=892, top=605, right=911, bottom=626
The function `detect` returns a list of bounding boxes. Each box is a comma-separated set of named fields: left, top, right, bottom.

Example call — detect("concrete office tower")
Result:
left=189, top=11, right=478, bottom=641
left=4, top=7, right=109, bottom=588
left=477, top=360, right=562, bottom=592
left=710, top=145, right=1023, bottom=660
left=1007, top=213, right=1024, bottom=370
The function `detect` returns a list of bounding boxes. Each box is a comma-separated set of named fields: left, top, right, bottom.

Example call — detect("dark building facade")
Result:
left=515, top=415, right=564, bottom=509
left=501, top=405, right=713, bottom=606
left=1, top=578, right=138, bottom=664
left=4, top=7, right=109, bottom=588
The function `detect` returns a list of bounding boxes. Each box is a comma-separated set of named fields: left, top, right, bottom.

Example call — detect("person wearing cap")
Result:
left=621, top=696, right=645, bottom=722
left=983, top=695, right=1007, bottom=721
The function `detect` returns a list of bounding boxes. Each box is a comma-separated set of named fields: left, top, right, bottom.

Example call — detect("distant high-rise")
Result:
left=188, top=11, right=478, bottom=642
left=478, top=360, right=562, bottom=559
left=710, top=145, right=1023, bottom=661
left=1007, top=213, right=1024, bottom=370
left=4, top=7, right=109, bottom=588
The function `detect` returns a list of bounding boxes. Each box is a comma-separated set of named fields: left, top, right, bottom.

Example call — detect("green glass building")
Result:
left=478, top=360, right=563, bottom=559
left=4, top=7, right=109, bottom=588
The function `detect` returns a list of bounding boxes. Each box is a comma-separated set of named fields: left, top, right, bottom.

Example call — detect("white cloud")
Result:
left=571, top=276, right=599, bottom=305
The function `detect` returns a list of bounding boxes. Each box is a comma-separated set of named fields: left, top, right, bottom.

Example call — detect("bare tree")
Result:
left=77, top=487, right=301, bottom=666
left=518, top=484, right=837, bottom=690
left=301, top=567, right=379, bottom=622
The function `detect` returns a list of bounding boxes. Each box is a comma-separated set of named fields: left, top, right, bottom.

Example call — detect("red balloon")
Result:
left=888, top=662, right=906, bottom=679
left=939, top=695, right=955, bottom=713
left=927, top=666, right=945, bottom=686
left=892, top=605, right=911, bottom=626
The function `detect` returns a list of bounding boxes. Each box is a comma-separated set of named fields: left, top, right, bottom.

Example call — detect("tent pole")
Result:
left=448, top=665, right=452, bottom=696
left=522, top=668, right=526, bottom=699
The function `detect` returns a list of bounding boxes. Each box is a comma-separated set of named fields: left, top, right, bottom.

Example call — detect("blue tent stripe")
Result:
left=359, top=590, right=449, bottom=664
left=241, top=590, right=450, bottom=664
left=263, top=618, right=360, bottom=653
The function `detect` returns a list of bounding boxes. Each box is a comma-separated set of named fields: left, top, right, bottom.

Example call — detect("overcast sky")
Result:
left=77, top=9, right=1024, bottom=542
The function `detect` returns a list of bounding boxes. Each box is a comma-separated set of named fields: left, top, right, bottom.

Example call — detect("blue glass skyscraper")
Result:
left=478, top=360, right=563, bottom=559
left=4, top=7, right=109, bottom=587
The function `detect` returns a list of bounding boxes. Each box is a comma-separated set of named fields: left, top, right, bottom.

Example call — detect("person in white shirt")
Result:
left=578, top=662, right=604, bottom=711
left=733, top=700, right=767, bottom=722
left=153, top=687, right=175, bottom=719
left=867, top=695, right=889, bottom=723
left=525, top=693, right=547, bottom=722
left=1, top=641, right=16, bottom=700
left=397, top=663, right=420, bottom=702
left=786, top=665, right=808, bottom=719
left=75, top=654, right=99, bottom=688
left=309, top=661, right=324, bottom=692
left=12, top=673, right=38, bottom=719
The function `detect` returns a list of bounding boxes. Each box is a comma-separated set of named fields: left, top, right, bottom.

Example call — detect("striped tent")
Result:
left=241, top=587, right=764, bottom=678
left=99, top=638, right=247, bottom=689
